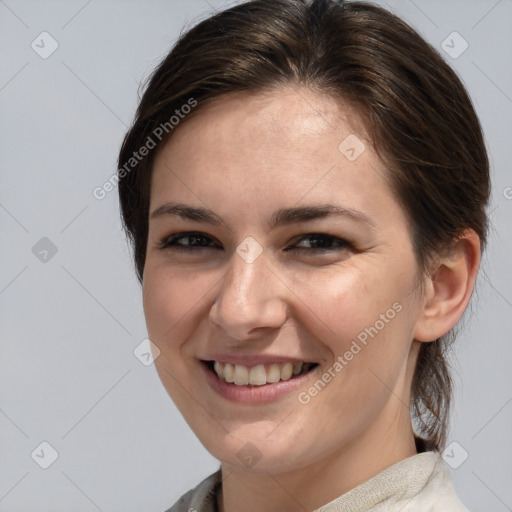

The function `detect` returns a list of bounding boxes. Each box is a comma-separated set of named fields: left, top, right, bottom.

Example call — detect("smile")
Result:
left=208, top=361, right=318, bottom=386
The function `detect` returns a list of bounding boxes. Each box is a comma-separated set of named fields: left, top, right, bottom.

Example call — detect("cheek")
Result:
left=285, top=262, right=417, bottom=404
left=142, top=264, right=212, bottom=347
left=286, top=264, right=409, bottom=348
left=142, top=266, right=214, bottom=408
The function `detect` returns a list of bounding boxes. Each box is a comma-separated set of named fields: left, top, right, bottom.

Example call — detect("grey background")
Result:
left=1, top=0, right=511, bottom=511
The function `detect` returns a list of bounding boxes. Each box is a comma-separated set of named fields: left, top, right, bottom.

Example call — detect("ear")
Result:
left=413, top=230, right=481, bottom=342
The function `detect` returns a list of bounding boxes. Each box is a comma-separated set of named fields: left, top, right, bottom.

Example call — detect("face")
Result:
left=143, top=86, right=426, bottom=474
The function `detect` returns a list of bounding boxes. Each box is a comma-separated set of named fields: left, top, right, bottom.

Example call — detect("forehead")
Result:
left=149, top=86, right=403, bottom=230
left=172, top=86, right=371, bottom=151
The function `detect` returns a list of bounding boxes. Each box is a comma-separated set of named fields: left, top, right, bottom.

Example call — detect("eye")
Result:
left=158, top=232, right=351, bottom=255
left=158, top=231, right=220, bottom=252
left=285, top=233, right=351, bottom=253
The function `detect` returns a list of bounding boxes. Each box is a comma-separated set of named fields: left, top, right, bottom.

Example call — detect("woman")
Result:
left=117, top=0, right=490, bottom=510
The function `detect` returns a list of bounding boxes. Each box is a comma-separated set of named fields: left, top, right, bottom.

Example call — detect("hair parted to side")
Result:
left=117, top=0, right=490, bottom=452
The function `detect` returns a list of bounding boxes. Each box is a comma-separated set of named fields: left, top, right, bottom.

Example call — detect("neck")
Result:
left=217, top=403, right=418, bottom=512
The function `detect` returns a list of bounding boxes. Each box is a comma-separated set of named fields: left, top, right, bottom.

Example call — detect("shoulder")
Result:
left=396, top=453, right=469, bottom=512
left=315, top=451, right=470, bottom=512
left=164, top=470, right=222, bottom=512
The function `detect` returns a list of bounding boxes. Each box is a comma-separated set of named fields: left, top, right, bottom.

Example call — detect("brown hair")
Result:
left=117, top=0, right=490, bottom=451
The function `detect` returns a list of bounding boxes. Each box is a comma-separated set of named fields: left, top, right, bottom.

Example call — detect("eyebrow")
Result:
left=149, top=202, right=375, bottom=230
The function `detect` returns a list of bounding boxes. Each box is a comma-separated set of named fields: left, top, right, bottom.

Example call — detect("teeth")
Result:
left=249, top=365, right=267, bottom=386
left=211, top=360, right=313, bottom=386
left=293, top=362, right=303, bottom=375
left=224, top=363, right=234, bottom=383
left=233, top=365, right=249, bottom=385
left=280, top=362, right=293, bottom=381
left=267, top=364, right=281, bottom=383
left=214, top=361, right=224, bottom=379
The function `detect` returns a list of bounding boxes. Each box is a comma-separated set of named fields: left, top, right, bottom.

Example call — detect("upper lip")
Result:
left=200, top=354, right=317, bottom=366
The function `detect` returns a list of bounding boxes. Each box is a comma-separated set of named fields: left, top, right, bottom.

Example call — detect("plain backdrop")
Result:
left=1, top=0, right=511, bottom=511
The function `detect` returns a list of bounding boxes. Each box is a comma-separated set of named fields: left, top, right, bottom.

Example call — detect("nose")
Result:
left=208, top=249, right=288, bottom=341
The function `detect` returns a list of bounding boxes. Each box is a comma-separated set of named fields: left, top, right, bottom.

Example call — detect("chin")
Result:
left=192, top=421, right=326, bottom=475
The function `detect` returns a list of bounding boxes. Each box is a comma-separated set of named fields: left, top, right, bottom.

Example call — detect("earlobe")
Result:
left=414, top=230, right=481, bottom=343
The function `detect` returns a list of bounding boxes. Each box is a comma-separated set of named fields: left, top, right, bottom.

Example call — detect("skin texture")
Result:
left=142, top=86, right=480, bottom=512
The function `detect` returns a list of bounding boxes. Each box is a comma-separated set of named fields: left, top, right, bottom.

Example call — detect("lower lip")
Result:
left=200, top=361, right=319, bottom=404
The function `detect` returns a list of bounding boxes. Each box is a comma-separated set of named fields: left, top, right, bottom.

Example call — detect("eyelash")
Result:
left=157, top=231, right=351, bottom=254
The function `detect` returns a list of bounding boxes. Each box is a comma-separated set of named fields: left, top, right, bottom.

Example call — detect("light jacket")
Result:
left=165, top=451, right=469, bottom=512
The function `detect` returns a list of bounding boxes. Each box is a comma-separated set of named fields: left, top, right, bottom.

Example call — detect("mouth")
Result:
left=201, top=360, right=319, bottom=387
